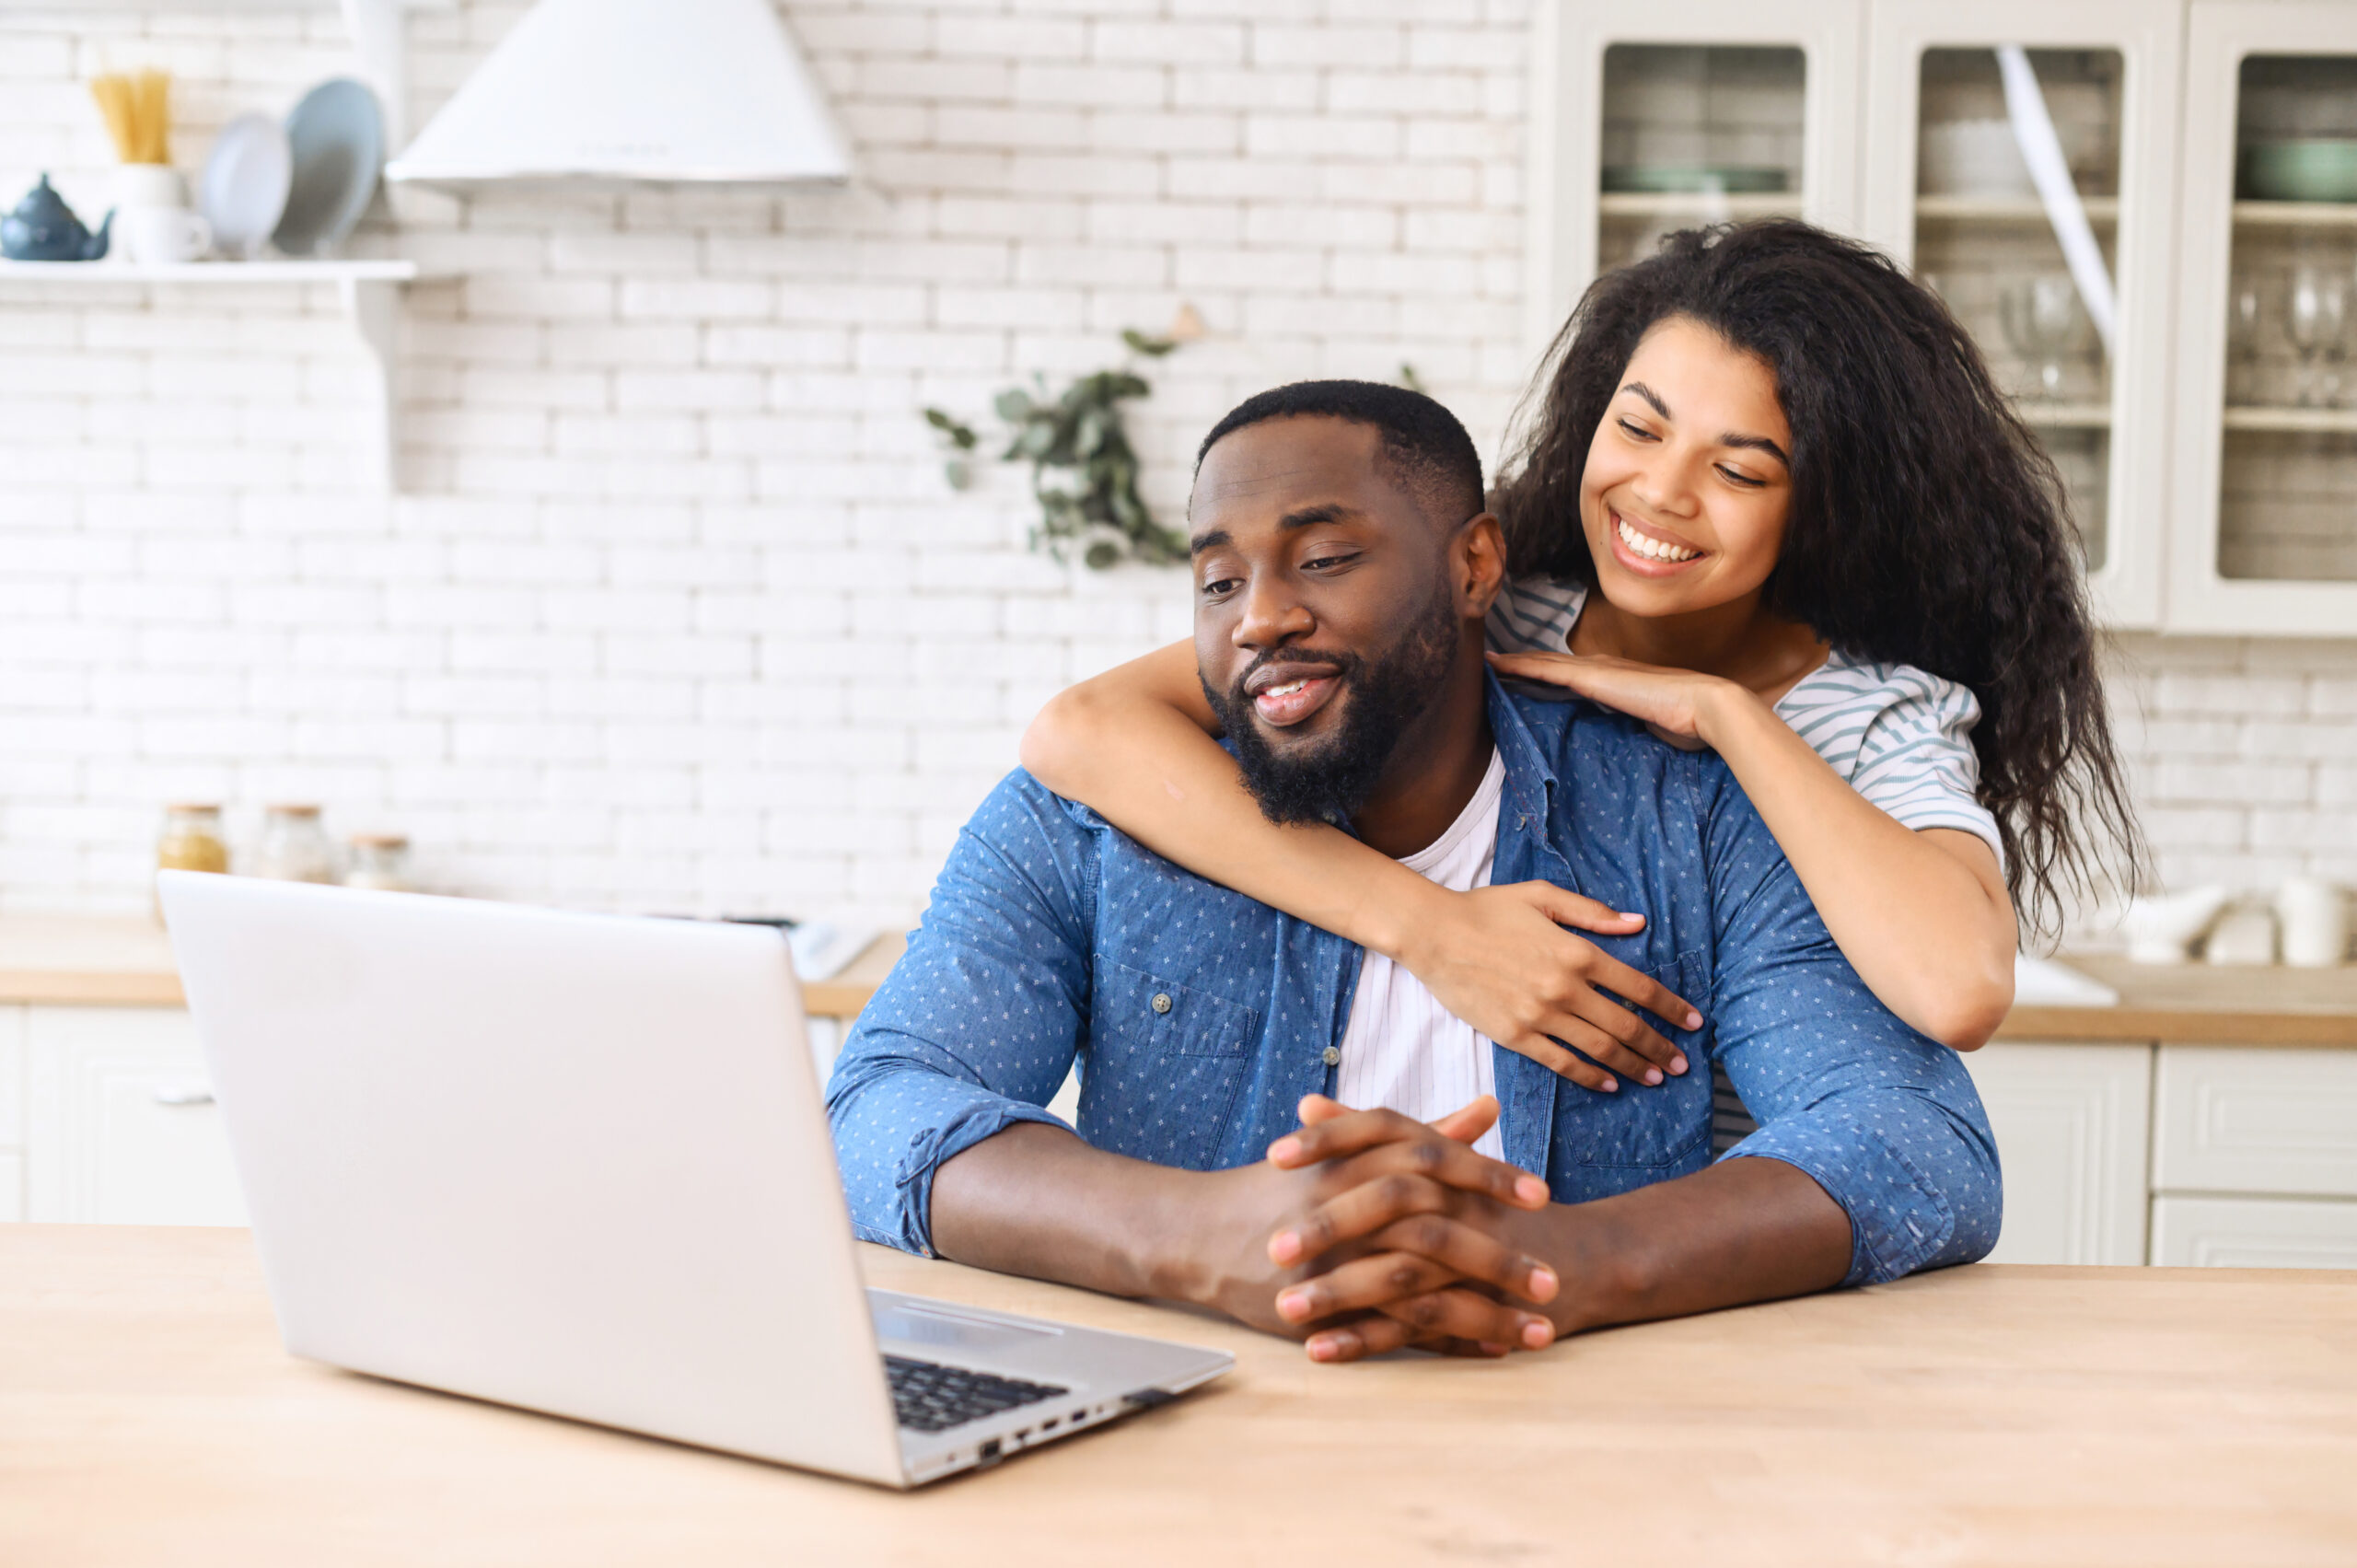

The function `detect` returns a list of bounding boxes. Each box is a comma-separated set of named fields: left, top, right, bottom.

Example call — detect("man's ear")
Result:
left=1454, top=512, right=1508, bottom=619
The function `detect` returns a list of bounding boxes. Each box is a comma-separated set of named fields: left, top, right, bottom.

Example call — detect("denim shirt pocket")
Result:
left=1080, top=960, right=1263, bottom=1164
left=1572, top=948, right=1713, bottom=1174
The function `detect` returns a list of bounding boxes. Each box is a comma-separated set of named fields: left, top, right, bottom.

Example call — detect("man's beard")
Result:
left=1202, top=584, right=1462, bottom=828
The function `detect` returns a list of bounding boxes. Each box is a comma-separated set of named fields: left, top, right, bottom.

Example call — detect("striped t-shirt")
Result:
left=1486, top=576, right=2002, bottom=1151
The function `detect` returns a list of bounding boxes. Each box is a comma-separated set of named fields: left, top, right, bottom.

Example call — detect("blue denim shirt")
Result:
left=827, top=677, right=2002, bottom=1288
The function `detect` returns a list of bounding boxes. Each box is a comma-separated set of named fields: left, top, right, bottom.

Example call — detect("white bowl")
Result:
left=1919, top=119, right=2035, bottom=197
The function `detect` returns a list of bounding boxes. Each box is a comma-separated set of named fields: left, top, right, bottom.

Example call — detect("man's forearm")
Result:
left=1524, top=1156, right=1853, bottom=1334
left=928, top=1122, right=1213, bottom=1304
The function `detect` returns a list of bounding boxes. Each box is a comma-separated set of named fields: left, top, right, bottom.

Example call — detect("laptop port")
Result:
left=1041, top=1417, right=1060, bottom=1431
left=978, top=1438, right=1002, bottom=1465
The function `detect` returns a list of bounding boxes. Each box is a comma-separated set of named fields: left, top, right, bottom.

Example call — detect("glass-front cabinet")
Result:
left=1524, top=0, right=1863, bottom=354
left=1862, top=0, right=2181, bottom=630
left=2170, top=3, right=2357, bottom=635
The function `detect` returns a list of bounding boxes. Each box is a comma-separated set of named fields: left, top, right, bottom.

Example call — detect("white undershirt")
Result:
left=1334, top=748, right=1508, bottom=1161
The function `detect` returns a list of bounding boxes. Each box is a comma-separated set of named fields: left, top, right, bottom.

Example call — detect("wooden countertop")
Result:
left=0, top=913, right=183, bottom=1005
left=0, top=913, right=903, bottom=1019
left=1995, top=952, right=2357, bottom=1048
left=3, top=1225, right=2352, bottom=1565
left=6, top=912, right=2353, bottom=1047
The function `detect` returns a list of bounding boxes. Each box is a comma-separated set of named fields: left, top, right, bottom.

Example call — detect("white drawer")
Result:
left=2150, top=1194, right=2357, bottom=1269
left=1962, top=1042, right=2151, bottom=1265
left=0, top=1004, right=24, bottom=1146
left=2152, top=1046, right=2357, bottom=1199
left=26, top=1005, right=248, bottom=1226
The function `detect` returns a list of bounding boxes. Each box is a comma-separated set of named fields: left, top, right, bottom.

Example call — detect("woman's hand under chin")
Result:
left=1486, top=649, right=1749, bottom=752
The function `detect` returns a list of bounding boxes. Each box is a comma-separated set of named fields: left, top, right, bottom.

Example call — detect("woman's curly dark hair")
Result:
left=1494, top=218, right=2143, bottom=940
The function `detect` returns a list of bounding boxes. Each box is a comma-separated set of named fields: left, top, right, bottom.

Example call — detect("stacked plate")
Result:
left=196, top=77, right=385, bottom=260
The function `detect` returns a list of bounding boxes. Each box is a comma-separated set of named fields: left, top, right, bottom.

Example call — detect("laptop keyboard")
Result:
left=884, top=1354, right=1069, bottom=1433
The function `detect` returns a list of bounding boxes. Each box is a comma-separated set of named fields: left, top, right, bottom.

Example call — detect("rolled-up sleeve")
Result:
left=1696, top=761, right=2003, bottom=1285
left=824, top=772, right=1097, bottom=1257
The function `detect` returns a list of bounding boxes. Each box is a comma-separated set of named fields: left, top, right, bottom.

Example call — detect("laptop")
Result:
left=157, top=871, right=1233, bottom=1488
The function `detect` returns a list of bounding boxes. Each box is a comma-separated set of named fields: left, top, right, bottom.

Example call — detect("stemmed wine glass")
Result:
left=2285, top=264, right=2349, bottom=409
left=1999, top=274, right=2081, bottom=401
left=2225, top=279, right=2265, bottom=407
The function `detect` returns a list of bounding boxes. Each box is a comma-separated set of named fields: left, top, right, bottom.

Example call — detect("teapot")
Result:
left=1, top=174, right=111, bottom=261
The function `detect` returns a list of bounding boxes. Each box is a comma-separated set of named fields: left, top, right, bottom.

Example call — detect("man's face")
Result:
left=1189, top=416, right=1483, bottom=825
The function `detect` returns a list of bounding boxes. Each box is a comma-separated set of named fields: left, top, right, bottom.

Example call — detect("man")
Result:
left=828, top=381, right=1999, bottom=1362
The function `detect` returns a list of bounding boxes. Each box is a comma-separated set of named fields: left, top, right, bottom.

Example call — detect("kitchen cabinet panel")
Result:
left=2167, top=1, right=2357, bottom=633
left=1863, top=0, right=2181, bottom=628
left=1524, top=0, right=1864, bottom=354
left=2150, top=1193, right=2357, bottom=1268
left=0, top=1004, right=23, bottom=1148
left=25, top=1005, right=246, bottom=1226
left=0, top=1152, right=20, bottom=1223
left=1962, top=1041, right=2152, bottom=1264
left=2154, top=1045, right=2357, bottom=1199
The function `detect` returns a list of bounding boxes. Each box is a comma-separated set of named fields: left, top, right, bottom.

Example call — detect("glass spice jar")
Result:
left=252, top=804, right=337, bottom=884
left=343, top=833, right=412, bottom=892
left=156, top=803, right=229, bottom=919
left=157, top=804, right=229, bottom=876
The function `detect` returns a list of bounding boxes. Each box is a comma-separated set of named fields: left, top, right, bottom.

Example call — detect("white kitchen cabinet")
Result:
left=2167, top=2, right=2357, bottom=635
left=1524, top=0, right=1864, bottom=352
left=0, top=1005, right=23, bottom=1221
left=2151, top=1193, right=2357, bottom=1267
left=2154, top=1044, right=2357, bottom=1198
left=1963, top=1040, right=2154, bottom=1264
left=24, top=1005, right=247, bottom=1227
left=1532, top=1, right=2357, bottom=638
left=1862, top=1, right=2181, bottom=628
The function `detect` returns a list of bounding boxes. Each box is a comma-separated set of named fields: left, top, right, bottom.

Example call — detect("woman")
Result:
left=1019, top=219, right=2142, bottom=1098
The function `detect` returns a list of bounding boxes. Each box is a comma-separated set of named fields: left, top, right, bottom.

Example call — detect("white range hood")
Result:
left=385, top=0, right=853, bottom=189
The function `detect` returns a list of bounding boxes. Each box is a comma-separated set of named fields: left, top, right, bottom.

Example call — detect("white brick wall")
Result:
left=0, top=1, right=2351, bottom=932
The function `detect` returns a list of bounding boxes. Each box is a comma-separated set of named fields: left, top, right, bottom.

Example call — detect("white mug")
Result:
left=2277, top=877, right=2350, bottom=968
left=113, top=163, right=187, bottom=208
left=116, top=203, right=212, bottom=264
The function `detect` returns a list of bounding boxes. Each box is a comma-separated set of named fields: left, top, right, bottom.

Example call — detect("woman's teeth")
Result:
left=1616, top=515, right=1699, bottom=563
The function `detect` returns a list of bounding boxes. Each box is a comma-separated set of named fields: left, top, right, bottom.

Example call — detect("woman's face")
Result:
left=1578, top=315, right=1794, bottom=618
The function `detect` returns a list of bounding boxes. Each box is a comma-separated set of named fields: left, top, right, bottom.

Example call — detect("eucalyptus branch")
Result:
left=923, top=330, right=1185, bottom=570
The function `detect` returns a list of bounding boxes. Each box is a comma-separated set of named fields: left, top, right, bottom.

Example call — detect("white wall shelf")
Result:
left=0, top=259, right=424, bottom=493
left=0, top=260, right=417, bottom=284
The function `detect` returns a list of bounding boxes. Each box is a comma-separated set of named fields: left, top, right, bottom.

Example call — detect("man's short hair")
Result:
left=1194, top=379, right=1485, bottom=528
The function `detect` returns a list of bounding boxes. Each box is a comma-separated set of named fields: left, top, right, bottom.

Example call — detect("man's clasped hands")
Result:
left=1198, top=1093, right=1566, bottom=1364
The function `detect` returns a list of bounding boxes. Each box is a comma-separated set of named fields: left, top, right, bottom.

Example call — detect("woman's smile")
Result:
left=1607, top=506, right=1707, bottom=575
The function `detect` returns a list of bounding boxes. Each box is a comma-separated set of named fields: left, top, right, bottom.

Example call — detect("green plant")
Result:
left=923, top=330, right=1184, bottom=571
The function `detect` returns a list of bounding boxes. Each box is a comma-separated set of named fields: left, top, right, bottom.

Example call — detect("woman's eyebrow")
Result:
left=1623, top=379, right=1789, bottom=468
left=1620, top=381, right=1670, bottom=419
left=1721, top=432, right=1791, bottom=468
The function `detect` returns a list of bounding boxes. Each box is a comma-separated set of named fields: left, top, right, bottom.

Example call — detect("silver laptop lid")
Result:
left=158, top=871, right=906, bottom=1485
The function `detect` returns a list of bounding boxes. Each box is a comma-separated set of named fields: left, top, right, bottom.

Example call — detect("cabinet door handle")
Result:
left=151, top=1082, right=215, bottom=1107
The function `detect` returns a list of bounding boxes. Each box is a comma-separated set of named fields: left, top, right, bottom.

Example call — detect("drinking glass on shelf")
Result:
left=2226, top=279, right=2265, bottom=407
left=2284, top=264, right=2348, bottom=409
left=1998, top=273, right=2080, bottom=401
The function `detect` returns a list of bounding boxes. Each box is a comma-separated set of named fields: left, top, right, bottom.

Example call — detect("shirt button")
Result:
left=1151, top=993, right=1172, bottom=1015
left=1322, top=1046, right=1341, bottom=1066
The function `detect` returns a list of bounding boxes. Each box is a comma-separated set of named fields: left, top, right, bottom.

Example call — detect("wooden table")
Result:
left=5, top=1226, right=2353, bottom=1566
